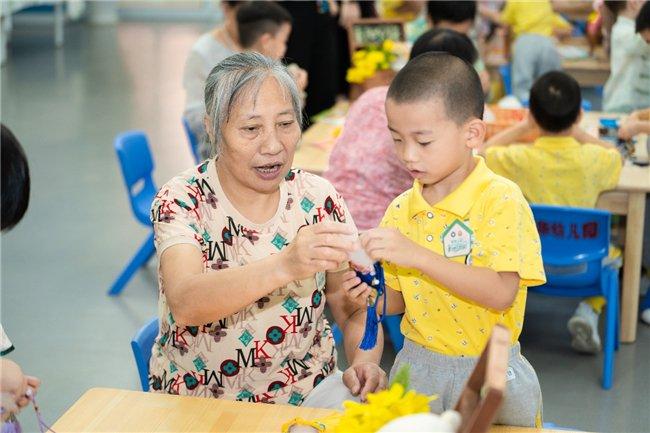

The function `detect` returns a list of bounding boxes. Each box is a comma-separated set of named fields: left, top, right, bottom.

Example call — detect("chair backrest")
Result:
left=114, top=131, right=157, bottom=225
left=499, top=63, right=512, bottom=96
left=131, top=317, right=159, bottom=392
left=530, top=204, right=611, bottom=287
left=182, top=117, right=201, bottom=163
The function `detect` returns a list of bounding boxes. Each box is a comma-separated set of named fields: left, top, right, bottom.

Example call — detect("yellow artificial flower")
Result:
left=353, top=50, right=367, bottom=63
left=382, top=39, right=395, bottom=52
left=333, top=383, right=435, bottom=433
left=366, top=51, right=386, bottom=66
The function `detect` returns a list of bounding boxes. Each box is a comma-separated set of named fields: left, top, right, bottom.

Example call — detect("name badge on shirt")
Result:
left=441, top=219, right=473, bottom=258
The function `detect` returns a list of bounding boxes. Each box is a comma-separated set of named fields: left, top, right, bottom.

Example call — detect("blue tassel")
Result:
left=357, top=262, right=386, bottom=351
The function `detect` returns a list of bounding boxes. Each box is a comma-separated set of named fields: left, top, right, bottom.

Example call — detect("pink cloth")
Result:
left=323, top=87, right=412, bottom=231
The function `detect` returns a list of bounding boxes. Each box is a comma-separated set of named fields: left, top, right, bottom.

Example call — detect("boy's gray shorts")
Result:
left=389, top=339, right=543, bottom=428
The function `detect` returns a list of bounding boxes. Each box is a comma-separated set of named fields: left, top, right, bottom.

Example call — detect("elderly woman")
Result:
left=150, top=52, right=386, bottom=407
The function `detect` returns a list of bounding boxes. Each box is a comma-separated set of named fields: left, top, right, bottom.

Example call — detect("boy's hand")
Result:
left=360, top=228, right=419, bottom=269
left=339, top=270, right=372, bottom=309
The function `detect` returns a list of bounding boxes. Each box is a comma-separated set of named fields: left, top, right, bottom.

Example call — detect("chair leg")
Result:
left=108, top=232, right=155, bottom=296
left=602, top=269, right=617, bottom=389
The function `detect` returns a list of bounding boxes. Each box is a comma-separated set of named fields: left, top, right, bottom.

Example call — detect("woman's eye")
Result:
left=243, top=126, right=259, bottom=133
left=279, top=121, right=294, bottom=128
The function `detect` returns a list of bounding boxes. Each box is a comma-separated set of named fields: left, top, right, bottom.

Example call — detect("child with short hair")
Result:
left=482, top=71, right=622, bottom=354
left=351, top=52, right=546, bottom=427
left=603, top=0, right=650, bottom=113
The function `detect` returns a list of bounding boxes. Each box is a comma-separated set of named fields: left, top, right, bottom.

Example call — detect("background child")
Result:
left=352, top=52, right=546, bottom=427
left=603, top=0, right=650, bottom=113
left=482, top=71, right=622, bottom=354
left=480, top=0, right=572, bottom=102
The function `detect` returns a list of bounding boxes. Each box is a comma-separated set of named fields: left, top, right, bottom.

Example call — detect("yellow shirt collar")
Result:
left=533, top=135, right=581, bottom=149
left=408, top=157, right=494, bottom=219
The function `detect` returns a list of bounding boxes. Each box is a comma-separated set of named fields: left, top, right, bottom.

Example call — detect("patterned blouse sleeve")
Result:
left=150, top=180, right=204, bottom=257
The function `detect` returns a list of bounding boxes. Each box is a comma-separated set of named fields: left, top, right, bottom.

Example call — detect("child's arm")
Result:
left=480, top=115, right=535, bottom=152
left=572, top=125, right=617, bottom=149
left=479, top=5, right=507, bottom=27
left=361, top=228, right=520, bottom=311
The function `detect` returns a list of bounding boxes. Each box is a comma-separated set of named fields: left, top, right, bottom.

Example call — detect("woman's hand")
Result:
left=618, top=118, right=643, bottom=140
left=339, top=1, right=361, bottom=28
left=343, top=362, right=388, bottom=401
left=339, top=270, right=372, bottom=309
left=279, top=221, right=355, bottom=281
left=360, top=227, right=419, bottom=269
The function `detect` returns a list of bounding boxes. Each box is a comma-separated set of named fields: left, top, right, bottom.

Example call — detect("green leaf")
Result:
left=389, top=364, right=411, bottom=391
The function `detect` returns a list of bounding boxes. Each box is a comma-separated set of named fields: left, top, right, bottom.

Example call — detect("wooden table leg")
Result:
left=621, top=192, right=645, bottom=343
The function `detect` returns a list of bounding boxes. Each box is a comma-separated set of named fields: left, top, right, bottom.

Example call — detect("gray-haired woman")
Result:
left=149, top=52, right=386, bottom=407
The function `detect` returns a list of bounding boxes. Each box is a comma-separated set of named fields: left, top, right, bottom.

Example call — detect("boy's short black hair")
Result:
left=237, top=1, right=292, bottom=49
left=426, top=1, right=476, bottom=25
left=409, top=28, right=478, bottom=64
left=387, top=52, right=484, bottom=124
left=1, top=124, right=30, bottom=232
left=636, top=1, right=650, bottom=33
left=529, top=71, right=582, bottom=133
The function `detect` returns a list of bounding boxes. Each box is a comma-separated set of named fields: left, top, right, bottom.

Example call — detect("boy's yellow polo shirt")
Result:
left=380, top=157, right=545, bottom=356
left=486, top=136, right=622, bottom=208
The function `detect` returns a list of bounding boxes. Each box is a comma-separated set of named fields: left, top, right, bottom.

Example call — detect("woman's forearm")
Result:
left=163, top=247, right=294, bottom=326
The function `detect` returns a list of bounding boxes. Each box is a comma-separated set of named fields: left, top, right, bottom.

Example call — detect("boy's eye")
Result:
left=417, top=141, right=432, bottom=146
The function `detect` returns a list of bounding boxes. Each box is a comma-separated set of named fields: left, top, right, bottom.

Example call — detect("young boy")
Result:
left=603, top=0, right=650, bottom=113
left=482, top=71, right=622, bottom=354
left=353, top=52, right=547, bottom=427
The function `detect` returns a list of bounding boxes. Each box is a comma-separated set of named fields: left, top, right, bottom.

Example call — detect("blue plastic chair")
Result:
left=182, top=117, right=201, bottom=163
left=108, top=131, right=157, bottom=296
left=499, top=63, right=513, bottom=96
left=131, top=317, right=159, bottom=391
left=530, top=204, right=619, bottom=389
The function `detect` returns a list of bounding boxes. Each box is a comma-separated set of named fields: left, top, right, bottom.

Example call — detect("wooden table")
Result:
left=295, top=108, right=648, bottom=343
left=51, top=388, right=570, bottom=432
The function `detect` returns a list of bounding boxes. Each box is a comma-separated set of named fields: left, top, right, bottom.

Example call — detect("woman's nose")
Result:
left=260, top=131, right=283, bottom=154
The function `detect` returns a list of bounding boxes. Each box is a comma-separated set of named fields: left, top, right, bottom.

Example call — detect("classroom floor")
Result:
left=2, top=21, right=649, bottom=433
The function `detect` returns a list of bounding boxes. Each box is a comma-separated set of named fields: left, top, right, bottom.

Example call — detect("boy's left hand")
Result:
left=360, top=228, right=419, bottom=269
left=339, top=270, right=373, bottom=309
left=343, top=362, right=387, bottom=401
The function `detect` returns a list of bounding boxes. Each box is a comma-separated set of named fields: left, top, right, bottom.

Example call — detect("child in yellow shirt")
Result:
left=482, top=71, right=623, bottom=354
left=349, top=52, right=547, bottom=427
left=480, top=0, right=572, bottom=101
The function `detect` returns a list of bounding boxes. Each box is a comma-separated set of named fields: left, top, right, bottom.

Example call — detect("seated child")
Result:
left=480, top=0, right=572, bottom=102
left=325, top=28, right=483, bottom=231
left=352, top=52, right=547, bottom=427
left=603, top=0, right=650, bottom=113
left=426, top=1, right=491, bottom=93
left=183, top=1, right=305, bottom=159
left=482, top=71, right=622, bottom=354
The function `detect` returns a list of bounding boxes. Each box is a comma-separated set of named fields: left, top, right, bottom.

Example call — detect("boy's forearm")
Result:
left=411, top=246, right=517, bottom=311
left=343, top=308, right=383, bottom=366
left=573, top=127, right=616, bottom=148
left=484, top=122, right=531, bottom=149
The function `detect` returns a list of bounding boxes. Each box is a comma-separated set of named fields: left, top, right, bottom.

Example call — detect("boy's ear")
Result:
left=464, top=118, right=487, bottom=150
left=256, top=33, right=273, bottom=53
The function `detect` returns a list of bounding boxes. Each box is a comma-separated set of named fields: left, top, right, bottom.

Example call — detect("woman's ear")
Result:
left=464, top=118, right=487, bottom=150
left=204, top=115, right=215, bottom=145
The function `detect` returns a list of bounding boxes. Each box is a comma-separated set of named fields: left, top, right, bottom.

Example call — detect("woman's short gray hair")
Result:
left=204, top=51, right=303, bottom=156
